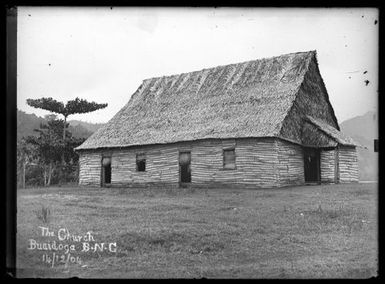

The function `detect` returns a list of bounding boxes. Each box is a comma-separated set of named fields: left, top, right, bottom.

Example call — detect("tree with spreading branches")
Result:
left=24, top=115, right=87, bottom=186
left=26, top=97, right=107, bottom=162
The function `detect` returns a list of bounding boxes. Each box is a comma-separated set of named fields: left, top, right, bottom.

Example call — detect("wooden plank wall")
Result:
left=78, top=139, right=359, bottom=188
left=320, top=149, right=336, bottom=183
left=276, top=139, right=305, bottom=186
left=190, top=138, right=280, bottom=188
left=338, top=146, right=359, bottom=183
left=78, top=138, right=289, bottom=188
left=79, top=152, right=102, bottom=186
left=111, top=146, right=179, bottom=187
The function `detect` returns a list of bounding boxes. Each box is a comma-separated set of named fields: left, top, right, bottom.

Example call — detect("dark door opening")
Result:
left=101, top=157, right=111, bottom=186
left=179, top=152, right=191, bottom=184
left=303, top=148, right=320, bottom=183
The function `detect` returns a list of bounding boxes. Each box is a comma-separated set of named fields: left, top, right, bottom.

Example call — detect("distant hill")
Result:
left=17, top=110, right=105, bottom=140
left=68, top=120, right=105, bottom=133
left=17, top=110, right=46, bottom=140
left=340, top=111, right=378, bottom=181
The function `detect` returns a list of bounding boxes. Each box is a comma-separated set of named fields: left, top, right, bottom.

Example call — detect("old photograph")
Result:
left=14, top=7, right=378, bottom=278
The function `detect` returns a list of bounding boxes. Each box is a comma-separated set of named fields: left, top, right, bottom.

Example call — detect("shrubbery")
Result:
left=17, top=116, right=84, bottom=188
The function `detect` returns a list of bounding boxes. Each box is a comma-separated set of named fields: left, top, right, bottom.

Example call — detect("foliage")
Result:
left=27, top=97, right=107, bottom=164
left=22, top=96, right=106, bottom=186
left=17, top=138, right=38, bottom=165
left=26, top=97, right=65, bottom=116
left=23, top=165, right=45, bottom=187
left=17, top=138, right=39, bottom=188
left=25, top=118, right=66, bottom=166
left=19, top=116, right=86, bottom=187
left=65, top=98, right=108, bottom=116
left=26, top=97, right=107, bottom=118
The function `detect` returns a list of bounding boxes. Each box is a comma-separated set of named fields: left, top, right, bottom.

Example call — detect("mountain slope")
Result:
left=340, top=111, right=378, bottom=181
left=17, top=110, right=46, bottom=140
left=67, top=120, right=106, bottom=133
left=17, top=110, right=105, bottom=140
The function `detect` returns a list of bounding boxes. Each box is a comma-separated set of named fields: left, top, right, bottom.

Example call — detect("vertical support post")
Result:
left=334, top=146, right=339, bottom=184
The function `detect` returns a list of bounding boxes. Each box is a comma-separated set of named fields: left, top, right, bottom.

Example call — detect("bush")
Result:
left=35, top=205, right=51, bottom=223
left=17, top=162, right=80, bottom=188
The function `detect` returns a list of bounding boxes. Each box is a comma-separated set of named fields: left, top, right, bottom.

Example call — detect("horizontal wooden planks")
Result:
left=338, top=146, right=359, bottom=183
left=320, top=149, right=336, bottom=183
left=276, top=139, right=305, bottom=186
left=79, top=152, right=101, bottom=186
left=191, top=138, right=280, bottom=187
left=79, top=138, right=284, bottom=188
left=78, top=138, right=359, bottom=188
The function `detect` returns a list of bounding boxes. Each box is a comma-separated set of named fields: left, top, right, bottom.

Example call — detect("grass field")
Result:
left=16, top=183, right=378, bottom=279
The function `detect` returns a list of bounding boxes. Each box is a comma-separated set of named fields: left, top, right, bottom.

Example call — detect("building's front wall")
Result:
left=338, top=146, right=359, bottom=183
left=276, top=139, right=305, bottom=186
left=319, top=146, right=359, bottom=184
left=320, top=148, right=337, bottom=183
left=78, top=152, right=103, bottom=187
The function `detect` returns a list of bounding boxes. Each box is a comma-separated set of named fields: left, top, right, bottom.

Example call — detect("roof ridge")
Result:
left=142, top=50, right=316, bottom=82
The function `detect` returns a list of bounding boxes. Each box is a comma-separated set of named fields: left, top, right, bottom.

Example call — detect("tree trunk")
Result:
left=43, top=167, right=47, bottom=187
left=47, top=162, right=53, bottom=186
left=22, top=159, right=26, bottom=189
left=62, top=115, right=67, bottom=164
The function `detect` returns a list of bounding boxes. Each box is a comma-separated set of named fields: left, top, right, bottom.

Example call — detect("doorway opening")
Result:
left=179, top=152, right=191, bottom=185
left=303, top=148, right=320, bottom=183
left=101, top=156, right=111, bottom=187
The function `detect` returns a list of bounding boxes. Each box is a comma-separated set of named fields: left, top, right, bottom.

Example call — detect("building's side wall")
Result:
left=111, top=145, right=179, bottom=187
left=276, top=139, right=305, bottom=186
left=78, top=152, right=102, bottom=187
left=78, top=138, right=283, bottom=188
left=190, top=138, right=280, bottom=188
left=338, top=146, right=359, bottom=183
left=78, top=140, right=359, bottom=187
left=320, top=148, right=336, bottom=183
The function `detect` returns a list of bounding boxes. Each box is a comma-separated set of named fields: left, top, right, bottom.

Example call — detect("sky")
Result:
left=17, top=7, right=378, bottom=124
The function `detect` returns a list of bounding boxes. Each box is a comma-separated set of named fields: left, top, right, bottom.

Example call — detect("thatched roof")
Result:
left=305, top=116, right=359, bottom=147
left=76, top=50, right=350, bottom=150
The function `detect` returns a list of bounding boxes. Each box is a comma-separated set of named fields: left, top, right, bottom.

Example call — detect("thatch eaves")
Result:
left=305, top=116, right=359, bottom=147
left=76, top=51, right=326, bottom=151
